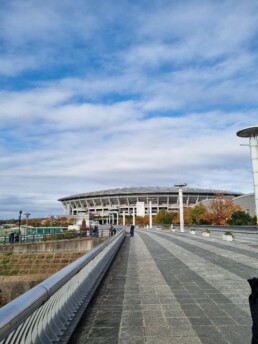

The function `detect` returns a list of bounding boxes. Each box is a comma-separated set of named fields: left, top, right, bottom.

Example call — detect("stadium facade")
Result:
left=58, top=186, right=242, bottom=219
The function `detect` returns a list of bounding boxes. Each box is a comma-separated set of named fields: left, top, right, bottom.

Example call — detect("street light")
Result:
left=24, top=212, right=31, bottom=235
left=147, top=197, right=156, bottom=229
left=123, top=211, right=125, bottom=226
left=174, top=183, right=187, bottom=232
left=18, top=210, right=22, bottom=236
left=237, top=126, right=258, bottom=225
left=49, top=215, right=54, bottom=227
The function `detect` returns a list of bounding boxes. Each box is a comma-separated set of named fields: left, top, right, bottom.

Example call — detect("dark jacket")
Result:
left=248, top=278, right=258, bottom=343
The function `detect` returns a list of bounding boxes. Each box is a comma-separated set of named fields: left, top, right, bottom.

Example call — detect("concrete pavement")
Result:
left=71, top=229, right=254, bottom=344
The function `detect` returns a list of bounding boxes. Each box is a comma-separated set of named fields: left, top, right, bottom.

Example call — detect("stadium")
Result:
left=58, top=186, right=242, bottom=221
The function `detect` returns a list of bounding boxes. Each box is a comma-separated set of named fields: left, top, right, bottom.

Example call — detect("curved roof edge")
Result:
left=58, top=186, right=242, bottom=202
left=233, top=193, right=254, bottom=200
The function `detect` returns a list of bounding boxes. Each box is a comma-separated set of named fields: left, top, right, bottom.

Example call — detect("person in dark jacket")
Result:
left=248, top=278, right=258, bottom=343
left=9, top=232, right=14, bottom=244
left=130, top=224, right=135, bottom=237
left=14, top=233, right=19, bottom=243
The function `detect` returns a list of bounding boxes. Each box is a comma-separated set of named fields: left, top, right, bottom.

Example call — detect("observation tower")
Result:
left=237, top=126, right=258, bottom=224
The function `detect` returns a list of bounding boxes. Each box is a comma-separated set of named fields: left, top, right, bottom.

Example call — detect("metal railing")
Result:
left=0, top=229, right=125, bottom=344
left=0, top=228, right=114, bottom=245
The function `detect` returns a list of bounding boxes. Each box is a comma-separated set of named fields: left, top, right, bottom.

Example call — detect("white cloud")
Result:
left=0, top=0, right=258, bottom=218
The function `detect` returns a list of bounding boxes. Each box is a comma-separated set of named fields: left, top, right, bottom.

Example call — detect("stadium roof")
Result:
left=58, top=186, right=242, bottom=201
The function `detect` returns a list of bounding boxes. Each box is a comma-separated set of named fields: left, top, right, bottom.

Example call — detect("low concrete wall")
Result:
left=0, top=237, right=106, bottom=253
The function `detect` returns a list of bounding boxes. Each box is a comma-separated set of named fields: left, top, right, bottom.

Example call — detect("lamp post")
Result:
left=147, top=197, right=155, bottom=229
left=149, top=200, right=153, bottom=229
left=174, top=183, right=187, bottom=232
left=18, top=210, right=22, bottom=236
left=23, top=212, right=31, bottom=235
left=123, top=211, right=125, bottom=226
left=237, top=126, right=258, bottom=225
left=132, top=207, right=135, bottom=226
left=49, top=215, right=54, bottom=227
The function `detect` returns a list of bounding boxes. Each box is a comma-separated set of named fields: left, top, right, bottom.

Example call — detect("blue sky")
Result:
left=0, top=0, right=258, bottom=219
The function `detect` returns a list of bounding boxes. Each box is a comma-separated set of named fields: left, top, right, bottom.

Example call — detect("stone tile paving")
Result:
left=169, top=233, right=258, bottom=270
left=71, top=230, right=254, bottom=343
left=148, top=232, right=252, bottom=313
left=180, top=233, right=258, bottom=258
left=140, top=231, right=253, bottom=343
left=155, top=232, right=257, bottom=280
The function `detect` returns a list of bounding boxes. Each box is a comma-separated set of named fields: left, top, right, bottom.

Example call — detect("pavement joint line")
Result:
left=152, top=231, right=257, bottom=282
left=70, top=231, right=253, bottom=344
left=157, top=232, right=258, bottom=270
left=139, top=231, right=252, bottom=343
left=144, top=231, right=251, bottom=314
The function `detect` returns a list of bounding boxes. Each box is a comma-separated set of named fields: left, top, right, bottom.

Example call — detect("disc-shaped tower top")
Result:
left=237, top=126, right=258, bottom=138
left=174, top=182, right=187, bottom=188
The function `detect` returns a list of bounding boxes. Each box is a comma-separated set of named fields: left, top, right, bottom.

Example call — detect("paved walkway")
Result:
left=71, top=230, right=255, bottom=344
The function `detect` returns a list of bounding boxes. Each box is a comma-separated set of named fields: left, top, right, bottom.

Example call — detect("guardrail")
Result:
left=0, top=228, right=113, bottom=245
left=0, top=229, right=126, bottom=344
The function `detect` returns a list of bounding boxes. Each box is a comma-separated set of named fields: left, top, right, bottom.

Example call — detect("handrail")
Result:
left=0, top=229, right=125, bottom=343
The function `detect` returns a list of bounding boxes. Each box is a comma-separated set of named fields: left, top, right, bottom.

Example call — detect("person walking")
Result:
left=130, top=224, right=135, bottom=237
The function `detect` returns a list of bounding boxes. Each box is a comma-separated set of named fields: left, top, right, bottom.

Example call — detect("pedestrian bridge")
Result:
left=0, top=228, right=255, bottom=344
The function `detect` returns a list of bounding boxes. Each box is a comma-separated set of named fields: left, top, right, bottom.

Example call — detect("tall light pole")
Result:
left=149, top=200, right=153, bottom=229
left=123, top=211, right=125, bottom=226
left=24, top=212, right=31, bottom=235
left=174, top=183, right=187, bottom=232
left=237, top=126, right=258, bottom=225
left=132, top=207, right=135, bottom=226
left=147, top=197, right=155, bottom=229
left=49, top=215, right=54, bottom=227
left=18, top=210, right=22, bottom=236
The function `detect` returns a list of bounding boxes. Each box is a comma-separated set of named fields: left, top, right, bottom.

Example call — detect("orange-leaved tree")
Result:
left=201, top=194, right=241, bottom=225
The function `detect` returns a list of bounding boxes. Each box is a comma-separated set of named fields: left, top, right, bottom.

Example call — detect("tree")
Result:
left=154, top=209, right=176, bottom=225
left=201, top=195, right=241, bottom=225
left=81, top=219, right=87, bottom=232
left=227, top=211, right=256, bottom=226
left=187, top=204, right=208, bottom=224
left=136, top=216, right=149, bottom=227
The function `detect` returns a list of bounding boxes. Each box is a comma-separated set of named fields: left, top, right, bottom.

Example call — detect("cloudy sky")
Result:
left=0, top=0, right=258, bottom=219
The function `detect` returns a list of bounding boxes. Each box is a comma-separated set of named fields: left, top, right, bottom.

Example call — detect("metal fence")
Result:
left=0, top=227, right=113, bottom=245
left=0, top=229, right=125, bottom=344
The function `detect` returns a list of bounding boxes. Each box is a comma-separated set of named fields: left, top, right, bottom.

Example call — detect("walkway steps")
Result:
left=71, top=230, right=254, bottom=344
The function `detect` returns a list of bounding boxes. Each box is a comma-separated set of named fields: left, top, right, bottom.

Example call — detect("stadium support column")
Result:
left=174, top=183, right=187, bottom=232
left=237, top=126, right=258, bottom=225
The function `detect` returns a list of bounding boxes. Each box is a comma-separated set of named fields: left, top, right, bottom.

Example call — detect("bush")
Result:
left=224, top=231, right=234, bottom=238
left=202, top=228, right=210, bottom=233
left=227, top=211, right=255, bottom=226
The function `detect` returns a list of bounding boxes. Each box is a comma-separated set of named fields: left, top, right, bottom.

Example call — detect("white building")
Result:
left=58, top=186, right=241, bottom=222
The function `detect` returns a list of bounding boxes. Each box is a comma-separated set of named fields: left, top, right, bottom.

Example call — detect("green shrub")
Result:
left=224, top=231, right=234, bottom=238
left=202, top=228, right=210, bottom=233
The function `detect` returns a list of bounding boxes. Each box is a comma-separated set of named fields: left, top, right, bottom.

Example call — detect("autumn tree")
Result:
left=201, top=195, right=241, bottom=225
left=81, top=219, right=87, bottom=232
left=154, top=209, right=176, bottom=225
left=173, top=208, right=192, bottom=224
left=187, top=204, right=208, bottom=224
left=135, top=215, right=149, bottom=227
left=125, top=215, right=133, bottom=226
